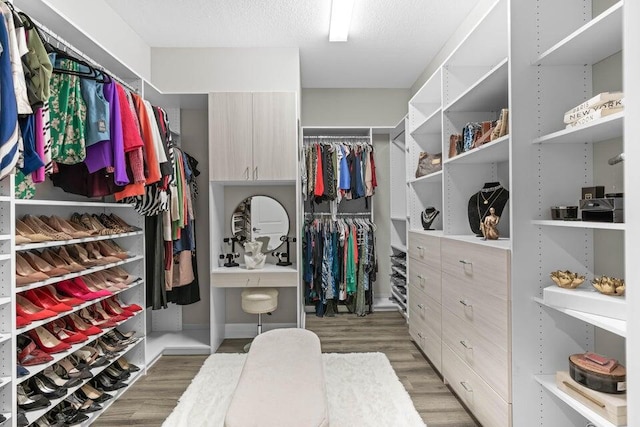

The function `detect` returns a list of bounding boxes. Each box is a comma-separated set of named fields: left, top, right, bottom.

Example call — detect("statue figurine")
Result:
left=480, top=207, right=500, bottom=240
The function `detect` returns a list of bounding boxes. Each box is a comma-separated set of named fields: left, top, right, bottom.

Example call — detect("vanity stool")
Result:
left=241, top=288, right=278, bottom=351
left=225, top=328, right=329, bottom=427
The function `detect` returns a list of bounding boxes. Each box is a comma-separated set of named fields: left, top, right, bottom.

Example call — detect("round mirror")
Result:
left=231, top=196, right=289, bottom=252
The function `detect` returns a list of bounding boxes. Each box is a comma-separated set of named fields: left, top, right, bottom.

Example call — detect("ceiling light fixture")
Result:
left=329, top=0, right=355, bottom=42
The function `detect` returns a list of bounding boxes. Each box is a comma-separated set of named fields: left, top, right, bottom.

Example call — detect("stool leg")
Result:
left=257, top=312, right=262, bottom=335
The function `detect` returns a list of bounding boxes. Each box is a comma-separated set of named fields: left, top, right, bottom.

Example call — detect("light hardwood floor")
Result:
left=96, top=311, right=478, bottom=426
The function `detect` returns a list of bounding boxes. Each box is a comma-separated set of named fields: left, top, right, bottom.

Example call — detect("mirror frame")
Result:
left=231, top=195, right=290, bottom=252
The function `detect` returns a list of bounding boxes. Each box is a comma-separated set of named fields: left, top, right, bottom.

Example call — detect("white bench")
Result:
left=225, top=328, right=330, bottom=427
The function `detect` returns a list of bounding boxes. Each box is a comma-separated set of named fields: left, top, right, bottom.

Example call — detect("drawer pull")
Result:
left=417, top=332, right=424, bottom=339
left=460, top=340, right=472, bottom=350
left=460, top=381, right=473, bottom=393
left=257, top=277, right=261, bottom=286
left=417, top=275, right=425, bottom=288
left=417, top=304, right=425, bottom=310
left=416, top=245, right=424, bottom=250
left=459, top=299, right=472, bottom=308
left=459, top=260, right=472, bottom=266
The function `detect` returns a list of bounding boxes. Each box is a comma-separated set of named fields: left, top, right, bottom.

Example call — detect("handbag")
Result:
left=449, top=134, right=462, bottom=158
left=473, top=121, right=495, bottom=148
left=415, top=152, right=442, bottom=178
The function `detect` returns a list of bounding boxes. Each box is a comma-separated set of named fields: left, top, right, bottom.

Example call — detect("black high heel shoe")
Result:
left=17, top=384, right=51, bottom=411
left=28, top=375, right=67, bottom=399
left=77, top=383, right=113, bottom=404
left=65, top=393, right=102, bottom=413
left=92, top=374, right=126, bottom=392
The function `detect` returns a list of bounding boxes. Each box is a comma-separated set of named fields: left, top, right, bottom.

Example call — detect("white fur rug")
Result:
left=164, top=352, right=426, bottom=427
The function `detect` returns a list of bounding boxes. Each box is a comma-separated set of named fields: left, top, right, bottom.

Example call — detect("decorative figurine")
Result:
left=480, top=207, right=500, bottom=240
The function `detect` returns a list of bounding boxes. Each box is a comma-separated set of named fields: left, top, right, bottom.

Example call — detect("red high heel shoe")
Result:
left=111, top=295, right=142, bottom=312
left=93, top=304, right=128, bottom=324
left=23, top=289, right=73, bottom=313
left=65, top=313, right=103, bottom=336
left=28, top=326, right=72, bottom=354
left=101, top=299, right=133, bottom=319
left=16, top=295, right=57, bottom=321
left=40, top=285, right=85, bottom=307
left=55, top=280, right=102, bottom=301
left=72, top=277, right=112, bottom=298
left=46, top=319, right=88, bottom=344
left=16, top=315, right=31, bottom=328
left=79, top=307, right=117, bottom=329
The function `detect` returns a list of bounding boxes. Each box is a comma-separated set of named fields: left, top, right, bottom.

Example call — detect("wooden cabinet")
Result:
left=209, top=92, right=297, bottom=181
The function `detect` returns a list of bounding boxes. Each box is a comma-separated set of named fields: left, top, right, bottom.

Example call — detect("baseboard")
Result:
left=224, top=322, right=297, bottom=339
left=303, top=297, right=400, bottom=313
left=182, top=323, right=209, bottom=330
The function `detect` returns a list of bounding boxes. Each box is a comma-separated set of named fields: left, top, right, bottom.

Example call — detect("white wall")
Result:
left=15, top=0, right=151, bottom=80
left=151, top=48, right=301, bottom=94
left=301, top=89, right=409, bottom=127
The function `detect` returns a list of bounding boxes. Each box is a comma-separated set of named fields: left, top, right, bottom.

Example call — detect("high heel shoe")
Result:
left=46, top=319, right=88, bottom=344
left=16, top=315, right=31, bottom=328
left=43, top=365, right=81, bottom=388
left=65, top=313, right=103, bottom=335
left=28, top=326, right=72, bottom=354
left=78, top=383, right=112, bottom=403
left=55, top=280, right=102, bottom=301
left=108, top=213, right=140, bottom=231
left=73, top=277, right=112, bottom=297
left=16, top=253, right=51, bottom=286
left=101, top=268, right=136, bottom=286
left=91, top=374, right=126, bottom=392
left=102, top=299, right=134, bottom=319
left=103, top=364, right=130, bottom=381
left=111, top=295, right=142, bottom=312
left=17, top=335, right=54, bottom=366
left=28, top=375, right=67, bottom=399
left=74, top=345, right=109, bottom=368
left=114, top=356, right=140, bottom=373
left=79, top=307, right=116, bottom=329
left=97, top=337, right=125, bottom=353
left=56, top=358, right=92, bottom=380
left=40, top=285, right=85, bottom=307
left=50, top=401, right=90, bottom=425
left=93, top=303, right=127, bottom=324
left=81, top=274, right=120, bottom=293
left=56, top=246, right=92, bottom=270
left=41, top=248, right=85, bottom=273
left=93, top=214, right=126, bottom=234
left=65, top=392, right=102, bottom=413
left=96, top=240, right=128, bottom=260
left=16, top=295, right=58, bottom=321
left=89, top=271, right=128, bottom=290
left=15, top=234, right=32, bottom=245
left=17, top=384, right=51, bottom=411
left=80, top=213, right=115, bottom=236
left=22, top=214, right=73, bottom=241
left=85, top=242, right=121, bottom=264
left=15, top=219, right=54, bottom=243
left=70, top=212, right=98, bottom=236
left=66, top=244, right=99, bottom=267
left=41, top=215, right=92, bottom=239
left=22, top=251, right=70, bottom=277
left=23, top=289, right=73, bottom=313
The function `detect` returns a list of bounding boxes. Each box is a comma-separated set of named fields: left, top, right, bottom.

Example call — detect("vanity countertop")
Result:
left=211, top=263, right=298, bottom=287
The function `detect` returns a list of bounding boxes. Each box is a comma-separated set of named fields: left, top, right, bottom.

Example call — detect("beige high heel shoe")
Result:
left=16, top=219, right=53, bottom=243
left=41, top=215, right=92, bottom=239
left=22, top=251, right=70, bottom=277
left=22, top=214, right=73, bottom=241
left=41, top=248, right=85, bottom=273
left=16, top=253, right=50, bottom=286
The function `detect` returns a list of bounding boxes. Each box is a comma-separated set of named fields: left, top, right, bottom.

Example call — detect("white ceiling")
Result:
left=104, top=0, right=480, bottom=89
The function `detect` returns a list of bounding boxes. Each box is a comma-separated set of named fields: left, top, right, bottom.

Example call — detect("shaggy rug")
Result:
left=163, top=352, right=426, bottom=427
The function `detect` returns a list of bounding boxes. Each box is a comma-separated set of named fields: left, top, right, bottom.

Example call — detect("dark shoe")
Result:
left=17, top=384, right=51, bottom=411
left=92, top=375, right=126, bottom=392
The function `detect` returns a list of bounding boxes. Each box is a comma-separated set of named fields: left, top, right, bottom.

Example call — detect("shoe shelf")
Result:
left=0, top=254, right=10, bottom=262
left=22, top=338, right=144, bottom=426
left=16, top=255, right=144, bottom=294
left=531, top=220, right=625, bottom=231
left=410, top=170, right=442, bottom=185
left=17, top=310, right=144, bottom=386
left=16, top=230, right=144, bottom=252
left=17, top=280, right=143, bottom=335
left=14, top=200, right=135, bottom=209
left=0, top=334, right=10, bottom=346
left=390, top=287, right=407, bottom=311
left=0, top=235, right=10, bottom=242
left=534, top=375, right=622, bottom=427
left=535, top=1, right=623, bottom=66
left=443, top=57, right=509, bottom=112
left=0, top=376, right=10, bottom=389
left=444, top=135, right=509, bottom=165
left=79, top=368, right=145, bottom=427
left=0, top=196, right=10, bottom=202
left=534, top=297, right=626, bottom=338
left=532, top=112, right=624, bottom=145
left=391, top=243, right=407, bottom=253
left=391, top=266, right=406, bottom=279
left=0, top=297, right=10, bottom=308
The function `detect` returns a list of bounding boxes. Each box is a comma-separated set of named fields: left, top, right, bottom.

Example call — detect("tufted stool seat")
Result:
left=241, top=288, right=278, bottom=315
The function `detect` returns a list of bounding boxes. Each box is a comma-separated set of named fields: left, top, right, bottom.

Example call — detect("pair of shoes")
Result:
left=24, top=374, right=67, bottom=400
left=46, top=319, right=88, bottom=344
left=17, top=335, right=53, bottom=366
left=17, top=383, right=50, bottom=411
left=91, top=373, right=127, bottom=392
left=39, top=215, right=92, bottom=239
left=21, top=215, right=73, bottom=241
left=77, top=383, right=113, bottom=404
left=56, top=278, right=110, bottom=301
left=27, top=326, right=72, bottom=354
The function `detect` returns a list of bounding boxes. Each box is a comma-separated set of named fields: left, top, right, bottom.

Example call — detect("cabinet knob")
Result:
left=254, top=166, right=258, bottom=180
left=460, top=340, right=472, bottom=350
left=459, top=299, right=472, bottom=308
left=417, top=304, right=424, bottom=310
left=244, top=167, right=249, bottom=180
left=460, top=381, right=473, bottom=393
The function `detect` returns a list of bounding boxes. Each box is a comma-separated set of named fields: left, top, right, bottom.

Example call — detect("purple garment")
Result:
left=83, top=80, right=129, bottom=186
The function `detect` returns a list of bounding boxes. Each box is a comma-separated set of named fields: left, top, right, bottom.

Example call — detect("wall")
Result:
left=409, top=0, right=498, bottom=97
left=301, top=89, right=409, bottom=127
left=373, top=134, right=391, bottom=299
left=151, top=48, right=301, bottom=94
left=179, top=109, right=211, bottom=327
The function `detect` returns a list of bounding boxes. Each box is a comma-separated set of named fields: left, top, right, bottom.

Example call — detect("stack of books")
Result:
left=564, top=92, right=624, bottom=128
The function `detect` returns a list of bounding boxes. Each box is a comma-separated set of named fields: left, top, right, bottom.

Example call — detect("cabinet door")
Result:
left=209, top=93, right=254, bottom=181
left=252, top=92, right=297, bottom=180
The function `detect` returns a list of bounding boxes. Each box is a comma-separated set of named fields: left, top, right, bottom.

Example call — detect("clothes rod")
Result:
left=303, top=136, right=370, bottom=139
left=305, top=212, right=372, bottom=216
left=21, top=10, right=139, bottom=93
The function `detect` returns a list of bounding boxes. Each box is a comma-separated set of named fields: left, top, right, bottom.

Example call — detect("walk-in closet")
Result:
left=0, top=0, right=637, bottom=426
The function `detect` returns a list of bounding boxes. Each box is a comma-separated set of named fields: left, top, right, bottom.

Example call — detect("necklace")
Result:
left=480, top=184, right=502, bottom=193
left=476, top=187, right=505, bottom=222
left=480, top=186, right=503, bottom=205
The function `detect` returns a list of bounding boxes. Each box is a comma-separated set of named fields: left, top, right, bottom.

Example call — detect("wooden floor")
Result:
left=96, top=311, right=478, bottom=426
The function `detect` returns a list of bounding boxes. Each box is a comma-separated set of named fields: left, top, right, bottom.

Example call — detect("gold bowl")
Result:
left=550, top=270, right=586, bottom=289
left=592, top=276, right=625, bottom=296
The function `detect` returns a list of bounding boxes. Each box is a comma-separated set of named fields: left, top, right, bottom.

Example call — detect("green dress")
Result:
left=49, top=59, right=87, bottom=164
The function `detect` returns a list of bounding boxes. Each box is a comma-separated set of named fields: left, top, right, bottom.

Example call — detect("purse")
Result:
left=473, top=121, right=495, bottom=148
left=448, top=134, right=462, bottom=158
left=415, top=152, right=442, bottom=178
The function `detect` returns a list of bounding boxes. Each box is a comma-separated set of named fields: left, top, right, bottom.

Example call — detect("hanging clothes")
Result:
left=0, top=14, right=20, bottom=180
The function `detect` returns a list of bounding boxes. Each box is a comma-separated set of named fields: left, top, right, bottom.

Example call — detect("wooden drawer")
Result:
left=442, top=271, right=509, bottom=352
left=408, top=258, right=441, bottom=303
left=441, top=238, right=510, bottom=300
left=409, top=312, right=442, bottom=372
left=442, top=308, right=510, bottom=402
left=211, top=268, right=298, bottom=287
left=408, top=231, right=440, bottom=267
left=408, top=289, right=441, bottom=337
left=442, top=344, right=511, bottom=427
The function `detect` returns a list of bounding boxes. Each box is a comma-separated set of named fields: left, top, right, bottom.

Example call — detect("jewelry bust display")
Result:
left=421, top=207, right=440, bottom=230
left=467, top=182, right=509, bottom=236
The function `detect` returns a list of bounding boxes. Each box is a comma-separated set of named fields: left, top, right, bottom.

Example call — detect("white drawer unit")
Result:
left=409, top=310, right=442, bottom=372
left=409, top=286, right=441, bottom=338
left=210, top=265, right=298, bottom=288
left=408, top=257, right=442, bottom=304
left=408, top=231, right=441, bottom=267
left=442, top=344, right=511, bottom=427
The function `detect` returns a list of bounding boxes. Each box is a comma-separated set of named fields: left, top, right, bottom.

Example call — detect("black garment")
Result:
left=52, top=163, right=124, bottom=197
left=167, top=221, right=201, bottom=305
left=146, top=214, right=167, bottom=310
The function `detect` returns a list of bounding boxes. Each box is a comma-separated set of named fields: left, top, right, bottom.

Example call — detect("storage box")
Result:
left=543, top=285, right=626, bottom=320
left=556, top=371, right=626, bottom=426
left=582, top=186, right=605, bottom=200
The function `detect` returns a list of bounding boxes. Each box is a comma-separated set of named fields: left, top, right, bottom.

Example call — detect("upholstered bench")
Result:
left=224, top=328, right=330, bottom=427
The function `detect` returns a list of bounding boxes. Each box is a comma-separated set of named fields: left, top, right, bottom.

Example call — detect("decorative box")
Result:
left=543, top=285, right=626, bottom=320
left=582, top=186, right=605, bottom=200
left=556, top=371, right=626, bottom=426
